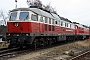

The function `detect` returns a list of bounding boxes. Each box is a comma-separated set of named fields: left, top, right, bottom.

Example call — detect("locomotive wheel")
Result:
left=8, top=44, right=13, bottom=48
left=53, top=38, right=56, bottom=43
left=52, top=38, right=56, bottom=44
left=48, top=38, right=52, bottom=46
left=33, top=39, right=39, bottom=49
left=39, top=38, right=46, bottom=47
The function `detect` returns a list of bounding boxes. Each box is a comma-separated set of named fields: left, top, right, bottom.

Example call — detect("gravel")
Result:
left=8, top=40, right=90, bottom=60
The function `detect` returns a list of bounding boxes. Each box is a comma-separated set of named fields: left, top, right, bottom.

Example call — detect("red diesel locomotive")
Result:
left=6, top=6, right=89, bottom=48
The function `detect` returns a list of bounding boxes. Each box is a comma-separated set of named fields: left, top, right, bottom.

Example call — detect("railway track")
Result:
left=0, top=47, right=31, bottom=60
left=0, top=40, right=88, bottom=60
left=0, top=46, right=55, bottom=60
left=0, top=48, right=8, bottom=51
left=0, top=48, right=19, bottom=59
left=69, top=50, right=90, bottom=60
left=0, top=48, right=18, bottom=54
left=0, top=40, right=68, bottom=60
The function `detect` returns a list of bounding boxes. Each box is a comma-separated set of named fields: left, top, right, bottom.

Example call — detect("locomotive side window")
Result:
left=45, top=17, right=48, bottom=23
left=31, top=14, right=38, bottom=21
left=70, top=24, right=71, bottom=28
left=49, top=18, right=51, bottom=24
left=57, top=21, right=60, bottom=25
left=55, top=21, right=57, bottom=24
left=40, top=16, right=43, bottom=22
left=61, top=21, right=63, bottom=26
left=52, top=19, right=54, bottom=24
left=9, top=12, right=17, bottom=21
left=19, top=12, right=29, bottom=20
left=76, top=26, right=78, bottom=29
left=59, top=21, right=61, bottom=26
left=65, top=23, right=67, bottom=27
left=63, top=22, right=65, bottom=27
left=67, top=23, right=68, bottom=27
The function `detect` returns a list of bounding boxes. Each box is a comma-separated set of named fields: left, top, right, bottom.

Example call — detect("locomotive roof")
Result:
left=11, top=8, right=32, bottom=11
left=11, top=8, right=54, bottom=19
left=73, top=22, right=89, bottom=28
left=31, top=8, right=54, bottom=19
left=59, top=17, right=72, bottom=23
left=11, top=8, right=72, bottom=23
left=51, top=13, right=61, bottom=20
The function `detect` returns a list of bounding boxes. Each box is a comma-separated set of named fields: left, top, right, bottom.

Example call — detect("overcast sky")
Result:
left=0, top=0, right=90, bottom=25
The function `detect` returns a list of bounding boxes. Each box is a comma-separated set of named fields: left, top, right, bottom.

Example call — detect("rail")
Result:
left=69, top=50, right=90, bottom=60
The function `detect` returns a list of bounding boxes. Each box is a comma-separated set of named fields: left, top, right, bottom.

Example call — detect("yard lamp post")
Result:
left=15, top=0, right=17, bottom=8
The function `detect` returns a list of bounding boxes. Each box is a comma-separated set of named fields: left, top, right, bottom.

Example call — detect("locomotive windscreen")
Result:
left=19, top=12, right=29, bottom=20
left=9, top=12, right=17, bottom=21
left=9, top=12, right=29, bottom=21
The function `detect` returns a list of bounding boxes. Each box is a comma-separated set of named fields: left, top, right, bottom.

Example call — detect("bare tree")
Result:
left=27, top=0, right=42, bottom=8
left=27, top=0, right=57, bottom=14
left=0, top=10, right=9, bottom=26
left=27, top=0, right=34, bottom=7
left=34, top=0, right=42, bottom=8
left=44, top=3, right=51, bottom=11
left=44, top=3, right=57, bottom=14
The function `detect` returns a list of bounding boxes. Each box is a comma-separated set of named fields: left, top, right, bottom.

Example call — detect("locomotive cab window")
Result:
left=31, top=14, right=38, bottom=21
left=9, top=12, right=17, bottom=21
left=19, top=12, right=29, bottom=20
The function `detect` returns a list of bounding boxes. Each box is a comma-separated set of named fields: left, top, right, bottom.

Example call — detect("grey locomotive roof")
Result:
left=11, top=8, right=72, bottom=23
left=11, top=8, right=54, bottom=19
left=51, top=13, right=61, bottom=20
left=30, top=8, right=54, bottom=19
left=11, top=8, right=32, bottom=11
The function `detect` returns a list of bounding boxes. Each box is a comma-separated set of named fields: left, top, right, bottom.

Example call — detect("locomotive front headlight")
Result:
left=17, top=34, right=19, bottom=36
left=15, top=22, right=19, bottom=27
left=7, top=34, right=10, bottom=36
left=26, top=34, right=29, bottom=36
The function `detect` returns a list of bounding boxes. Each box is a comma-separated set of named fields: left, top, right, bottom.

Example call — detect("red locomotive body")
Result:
left=74, top=23, right=89, bottom=40
left=6, top=7, right=89, bottom=48
left=7, top=22, right=31, bottom=33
